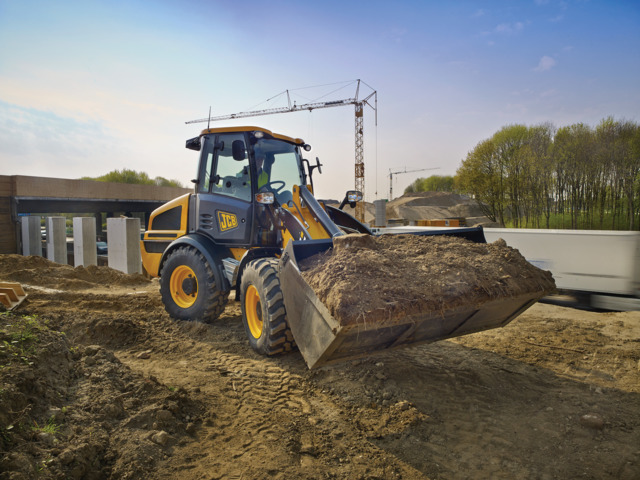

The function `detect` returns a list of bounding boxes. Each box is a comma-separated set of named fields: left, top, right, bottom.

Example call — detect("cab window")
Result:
left=200, top=133, right=251, bottom=202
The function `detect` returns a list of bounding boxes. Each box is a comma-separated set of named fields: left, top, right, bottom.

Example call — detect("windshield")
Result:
left=254, top=138, right=304, bottom=204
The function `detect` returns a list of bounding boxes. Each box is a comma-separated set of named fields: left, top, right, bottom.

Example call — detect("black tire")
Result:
left=240, top=258, right=296, bottom=355
left=160, top=246, right=229, bottom=323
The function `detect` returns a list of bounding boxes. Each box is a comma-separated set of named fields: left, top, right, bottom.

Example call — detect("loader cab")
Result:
left=191, top=127, right=307, bottom=246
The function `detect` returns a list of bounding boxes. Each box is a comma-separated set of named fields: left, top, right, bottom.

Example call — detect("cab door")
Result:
left=195, top=133, right=253, bottom=245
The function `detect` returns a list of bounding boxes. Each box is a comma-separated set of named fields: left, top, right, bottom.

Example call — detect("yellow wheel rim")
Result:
left=245, top=285, right=263, bottom=339
left=170, top=265, right=198, bottom=308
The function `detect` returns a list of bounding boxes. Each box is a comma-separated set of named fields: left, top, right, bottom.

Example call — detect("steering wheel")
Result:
left=263, top=180, right=285, bottom=193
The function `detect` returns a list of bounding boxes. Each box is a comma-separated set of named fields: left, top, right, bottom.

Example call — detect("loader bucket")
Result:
left=279, top=232, right=544, bottom=369
left=0, top=282, right=28, bottom=311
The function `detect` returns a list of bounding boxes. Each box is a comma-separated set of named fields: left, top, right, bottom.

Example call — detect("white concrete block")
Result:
left=73, top=217, right=97, bottom=267
left=107, top=217, right=142, bottom=274
left=46, top=217, right=67, bottom=264
left=21, top=216, right=42, bottom=256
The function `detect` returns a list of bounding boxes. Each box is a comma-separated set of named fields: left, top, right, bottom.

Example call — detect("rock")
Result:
left=58, top=448, right=76, bottom=465
left=37, top=432, right=56, bottom=446
left=580, top=413, right=605, bottom=430
left=151, top=430, right=170, bottom=446
left=156, top=409, right=174, bottom=423
left=84, top=345, right=101, bottom=356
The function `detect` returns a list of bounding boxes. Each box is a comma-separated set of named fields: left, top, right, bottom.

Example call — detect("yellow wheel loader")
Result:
left=141, top=126, right=548, bottom=368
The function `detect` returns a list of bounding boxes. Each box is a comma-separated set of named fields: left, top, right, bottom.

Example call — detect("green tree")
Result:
left=82, top=169, right=184, bottom=188
left=457, top=118, right=640, bottom=230
left=404, top=175, right=454, bottom=194
left=456, top=138, right=505, bottom=224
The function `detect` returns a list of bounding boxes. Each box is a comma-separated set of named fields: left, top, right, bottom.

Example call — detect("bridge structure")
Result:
left=0, top=175, right=191, bottom=254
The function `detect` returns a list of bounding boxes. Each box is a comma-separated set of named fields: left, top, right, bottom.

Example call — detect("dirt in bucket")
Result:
left=300, top=234, right=556, bottom=326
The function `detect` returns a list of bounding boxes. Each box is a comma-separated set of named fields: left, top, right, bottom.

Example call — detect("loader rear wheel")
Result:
left=160, top=246, right=229, bottom=323
left=240, top=258, right=296, bottom=355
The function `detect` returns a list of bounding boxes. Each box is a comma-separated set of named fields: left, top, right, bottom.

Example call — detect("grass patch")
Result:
left=0, top=312, right=46, bottom=366
left=32, top=417, right=61, bottom=435
left=504, top=212, right=639, bottom=230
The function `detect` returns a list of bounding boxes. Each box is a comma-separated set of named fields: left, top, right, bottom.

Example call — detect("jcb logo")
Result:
left=217, top=211, right=238, bottom=232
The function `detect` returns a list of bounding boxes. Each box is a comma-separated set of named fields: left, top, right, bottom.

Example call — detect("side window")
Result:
left=214, top=133, right=251, bottom=202
left=199, top=151, right=214, bottom=193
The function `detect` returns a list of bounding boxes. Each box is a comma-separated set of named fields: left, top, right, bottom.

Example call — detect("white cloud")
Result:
left=534, top=56, right=557, bottom=72
left=495, top=22, right=524, bottom=34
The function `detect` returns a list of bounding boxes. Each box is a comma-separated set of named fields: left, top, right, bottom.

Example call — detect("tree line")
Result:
left=407, top=118, right=640, bottom=230
left=81, top=169, right=184, bottom=188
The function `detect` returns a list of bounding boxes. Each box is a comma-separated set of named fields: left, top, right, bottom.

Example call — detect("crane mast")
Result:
left=186, top=80, right=377, bottom=222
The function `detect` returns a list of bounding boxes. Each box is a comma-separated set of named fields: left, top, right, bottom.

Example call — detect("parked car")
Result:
left=96, top=241, right=108, bottom=255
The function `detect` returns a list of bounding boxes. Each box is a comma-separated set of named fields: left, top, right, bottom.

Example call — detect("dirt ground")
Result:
left=1, top=254, right=639, bottom=479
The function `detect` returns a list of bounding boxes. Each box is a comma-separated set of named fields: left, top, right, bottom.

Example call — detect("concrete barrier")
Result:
left=21, top=216, right=42, bottom=256
left=107, top=217, right=142, bottom=274
left=73, top=217, right=97, bottom=267
left=46, top=216, right=67, bottom=264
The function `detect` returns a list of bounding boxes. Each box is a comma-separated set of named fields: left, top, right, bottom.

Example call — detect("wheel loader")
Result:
left=141, top=126, right=548, bottom=368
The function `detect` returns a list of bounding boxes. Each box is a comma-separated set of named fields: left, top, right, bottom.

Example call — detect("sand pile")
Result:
left=0, top=254, right=150, bottom=290
left=300, top=234, right=556, bottom=326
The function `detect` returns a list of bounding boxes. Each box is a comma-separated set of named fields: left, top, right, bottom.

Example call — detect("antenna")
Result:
left=207, top=106, right=212, bottom=130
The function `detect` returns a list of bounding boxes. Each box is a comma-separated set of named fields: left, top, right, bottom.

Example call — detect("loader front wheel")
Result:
left=160, top=246, right=228, bottom=323
left=240, top=258, right=295, bottom=355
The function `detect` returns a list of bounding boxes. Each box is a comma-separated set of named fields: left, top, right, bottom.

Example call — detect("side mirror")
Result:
left=232, top=140, right=246, bottom=161
left=185, top=136, right=201, bottom=151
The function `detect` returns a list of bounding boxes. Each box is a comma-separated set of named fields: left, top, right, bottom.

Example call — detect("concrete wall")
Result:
left=9, top=175, right=190, bottom=201
left=21, top=216, right=41, bottom=256
left=107, top=217, right=142, bottom=274
left=73, top=217, right=97, bottom=267
left=46, top=216, right=67, bottom=264
left=0, top=176, right=16, bottom=254
left=0, top=175, right=191, bottom=254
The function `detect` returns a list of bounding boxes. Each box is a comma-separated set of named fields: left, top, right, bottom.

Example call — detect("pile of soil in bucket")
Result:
left=300, top=234, right=556, bottom=326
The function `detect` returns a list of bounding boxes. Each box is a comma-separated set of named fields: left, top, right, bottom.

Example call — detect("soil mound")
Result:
left=0, top=254, right=150, bottom=290
left=300, top=234, right=556, bottom=326
left=0, top=313, right=201, bottom=479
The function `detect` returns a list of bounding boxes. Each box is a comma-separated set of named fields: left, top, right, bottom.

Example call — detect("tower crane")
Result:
left=186, top=80, right=377, bottom=222
left=389, top=167, right=440, bottom=200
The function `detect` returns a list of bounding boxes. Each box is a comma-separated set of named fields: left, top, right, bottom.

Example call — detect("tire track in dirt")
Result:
left=117, top=316, right=319, bottom=478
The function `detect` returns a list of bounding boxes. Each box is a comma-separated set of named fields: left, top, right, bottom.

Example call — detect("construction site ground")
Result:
left=1, top=255, right=639, bottom=479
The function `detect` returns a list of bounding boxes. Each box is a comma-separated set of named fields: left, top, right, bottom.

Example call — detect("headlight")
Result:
left=255, top=192, right=274, bottom=204
left=347, top=190, right=363, bottom=202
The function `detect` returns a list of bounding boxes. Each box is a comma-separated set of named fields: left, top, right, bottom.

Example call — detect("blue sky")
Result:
left=1, top=0, right=638, bottom=201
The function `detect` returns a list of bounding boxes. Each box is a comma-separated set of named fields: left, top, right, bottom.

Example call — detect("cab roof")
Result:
left=199, top=126, right=304, bottom=145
